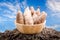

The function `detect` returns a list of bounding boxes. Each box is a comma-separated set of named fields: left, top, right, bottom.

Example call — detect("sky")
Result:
left=0, top=0, right=60, bottom=32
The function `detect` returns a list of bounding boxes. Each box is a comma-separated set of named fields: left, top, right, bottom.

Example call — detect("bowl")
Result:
left=15, top=21, right=46, bottom=34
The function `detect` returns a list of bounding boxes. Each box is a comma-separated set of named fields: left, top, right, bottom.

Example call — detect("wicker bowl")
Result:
left=15, top=21, right=45, bottom=34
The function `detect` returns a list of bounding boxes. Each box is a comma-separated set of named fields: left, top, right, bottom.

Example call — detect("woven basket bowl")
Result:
left=15, top=21, right=45, bottom=34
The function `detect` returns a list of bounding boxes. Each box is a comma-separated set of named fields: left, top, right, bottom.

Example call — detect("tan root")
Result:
left=16, top=10, right=24, bottom=24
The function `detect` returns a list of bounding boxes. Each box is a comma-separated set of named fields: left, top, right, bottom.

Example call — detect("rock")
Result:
left=0, top=28, right=60, bottom=40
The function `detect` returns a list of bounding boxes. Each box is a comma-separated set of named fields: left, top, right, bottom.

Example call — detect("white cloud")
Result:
left=46, top=25, right=60, bottom=29
left=46, top=0, right=60, bottom=18
left=51, top=12, right=60, bottom=18
left=46, top=0, right=60, bottom=12
left=0, top=2, right=18, bottom=14
left=0, top=16, right=8, bottom=21
left=3, top=14, right=16, bottom=18
left=0, top=0, right=27, bottom=21
left=0, top=3, right=17, bottom=21
left=22, top=0, right=27, bottom=9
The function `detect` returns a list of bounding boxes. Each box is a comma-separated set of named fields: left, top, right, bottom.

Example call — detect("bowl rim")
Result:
left=15, top=20, right=46, bottom=26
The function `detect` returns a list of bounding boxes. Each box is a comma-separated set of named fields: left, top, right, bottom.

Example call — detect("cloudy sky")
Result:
left=0, top=0, right=60, bottom=32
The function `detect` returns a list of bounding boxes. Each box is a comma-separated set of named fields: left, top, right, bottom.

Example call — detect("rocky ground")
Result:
left=0, top=28, right=60, bottom=40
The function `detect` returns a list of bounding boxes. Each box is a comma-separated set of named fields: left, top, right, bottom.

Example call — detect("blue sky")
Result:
left=0, top=0, right=60, bottom=32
